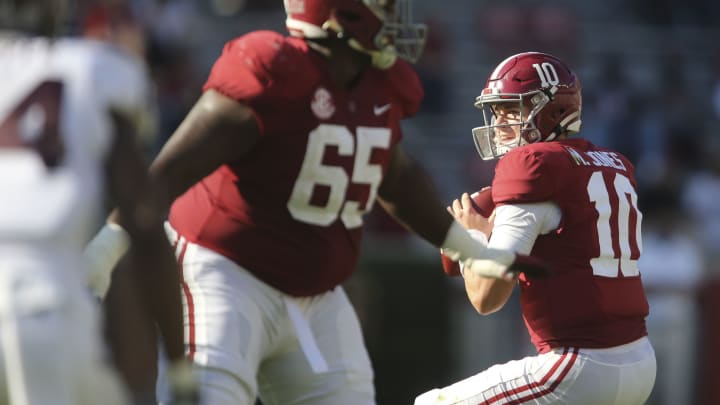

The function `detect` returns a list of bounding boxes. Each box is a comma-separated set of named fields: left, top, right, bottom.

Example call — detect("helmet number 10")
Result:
left=287, top=124, right=392, bottom=229
left=532, top=63, right=560, bottom=88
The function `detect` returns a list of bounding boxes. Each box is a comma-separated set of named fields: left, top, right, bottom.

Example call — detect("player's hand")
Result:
left=440, top=252, right=462, bottom=277
left=166, top=359, right=200, bottom=405
left=447, top=192, right=494, bottom=238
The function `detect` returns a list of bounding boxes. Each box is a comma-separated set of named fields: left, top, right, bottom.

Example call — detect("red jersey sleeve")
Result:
left=203, top=33, right=269, bottom=101
left=202, top=31, right=317, bottom=136
left=492, top=148, right=556, bottom=205
left=385, top=59, right=424, bottom=118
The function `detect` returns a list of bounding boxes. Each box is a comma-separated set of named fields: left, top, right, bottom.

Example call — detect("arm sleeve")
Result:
left=489, top=202, right=561, bottom=254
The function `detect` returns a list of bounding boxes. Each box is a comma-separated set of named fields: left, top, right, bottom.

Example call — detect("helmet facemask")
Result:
left=472, top=90, right=550, bottom=160
left=305, top=0, right=427, bottom=69
left=285, top=0, right=427, bottom=69
left=375, top=0, right=427, bottom=64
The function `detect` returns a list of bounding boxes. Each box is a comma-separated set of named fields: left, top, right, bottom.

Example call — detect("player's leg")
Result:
left=156, top=237, right=282, bottom=405
left=415, top=337, right=656, bottom=405
left=415, top=348, right=583, bottom=405
left=0, top=270, right=128, bottom=405
left=257, top=287, right=375, bottom=405
left=70, top=289, right=131, bottom=405
left=561, top=337, right=656, bottom=405
left=0, top=309, right=75, bottom=404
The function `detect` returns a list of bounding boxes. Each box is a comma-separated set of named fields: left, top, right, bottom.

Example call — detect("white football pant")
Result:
left=158, top=226, right=375, bottom=405
left=0, top=254, right=129, bottom=405
left=415, top=336, right=655, bottom=405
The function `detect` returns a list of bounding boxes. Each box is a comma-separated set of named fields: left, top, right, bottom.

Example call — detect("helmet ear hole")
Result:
left=526, top=129, right=541, bottom=143
left=531, top=94, right=545, bottom=105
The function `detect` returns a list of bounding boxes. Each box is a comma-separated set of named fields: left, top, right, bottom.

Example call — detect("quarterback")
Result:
left=418, top=52, right=656, bottom=405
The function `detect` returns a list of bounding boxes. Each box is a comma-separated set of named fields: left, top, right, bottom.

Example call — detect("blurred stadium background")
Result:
left=72, top=0, right=720, bottom=403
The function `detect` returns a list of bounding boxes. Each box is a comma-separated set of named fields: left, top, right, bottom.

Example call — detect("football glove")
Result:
left=83, top=223, right=130, bottom=298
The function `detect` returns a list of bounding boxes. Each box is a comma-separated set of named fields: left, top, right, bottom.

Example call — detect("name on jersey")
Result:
left=564, top=147, right=627, bottom=171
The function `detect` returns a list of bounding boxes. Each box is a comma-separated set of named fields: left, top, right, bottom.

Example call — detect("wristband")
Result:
left=442, top=221, right=516, bottom=279
left=84, top=223, right=130, bottom=298
left=462, top=253, right=514, bottom=280
left=441, top=221, right=488, bottom=261
left=467, top=229, right=489, bottom=245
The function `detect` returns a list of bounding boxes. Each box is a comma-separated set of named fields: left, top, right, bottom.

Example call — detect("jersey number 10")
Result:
left=587, top=171, right=642, bottom=278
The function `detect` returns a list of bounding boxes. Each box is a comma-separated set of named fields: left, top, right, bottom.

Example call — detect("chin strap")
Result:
left=305, top=39, right=331, bottom=57
left=348, top=38, right=396, bottom=69
left=322, top=19, right=397, bottom=70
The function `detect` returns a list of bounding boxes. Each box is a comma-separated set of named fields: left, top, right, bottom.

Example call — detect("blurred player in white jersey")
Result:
left=0, top=1, right=188, bottom=404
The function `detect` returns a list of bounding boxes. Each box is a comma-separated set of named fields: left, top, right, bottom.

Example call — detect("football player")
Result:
left=416, top=52, right=656, bottom=404
left=0, top=1, right=190, bottom=404
left=83, top=1, right=546, bottom=404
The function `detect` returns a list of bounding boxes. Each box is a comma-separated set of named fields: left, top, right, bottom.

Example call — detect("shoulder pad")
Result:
left=383, top=59, right=424, bottom=118
left=204, top=31, right=316, bottom=101
left=493, top=147, right=555, bottom=204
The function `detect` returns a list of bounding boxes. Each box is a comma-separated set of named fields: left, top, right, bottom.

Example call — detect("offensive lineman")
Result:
left=83, top=1, right=547, bottom=404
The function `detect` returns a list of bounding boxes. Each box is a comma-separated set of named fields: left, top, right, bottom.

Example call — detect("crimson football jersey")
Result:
left=493, top=138, right=649, bottom=352
left=169, top=31, right=423, bottom=296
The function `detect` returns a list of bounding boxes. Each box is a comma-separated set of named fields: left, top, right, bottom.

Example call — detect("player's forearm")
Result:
left=87, top=196, right=170, bottom=299
left=464, top=273, right=515, bottom=315
left=377, top=152, right=452, bottom=246
left=132, top=228, right=186, bottom=361
left=144, top=89, right=263, bottom=215
left=378, top=170, right=516, bottom=273
left=378, top=194, right=453, bottom=247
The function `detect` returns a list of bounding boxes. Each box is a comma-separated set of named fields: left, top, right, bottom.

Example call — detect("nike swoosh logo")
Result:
left=373, top=103, right=391, bottom=116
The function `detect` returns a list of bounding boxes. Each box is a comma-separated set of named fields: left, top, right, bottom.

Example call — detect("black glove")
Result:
left=507, top=254, right=552, bottom=279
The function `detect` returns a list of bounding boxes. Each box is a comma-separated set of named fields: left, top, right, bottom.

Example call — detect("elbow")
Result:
left=464, top=275, right=515, bottom=315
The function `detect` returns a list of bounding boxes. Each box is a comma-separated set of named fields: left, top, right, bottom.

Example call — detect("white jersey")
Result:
left=0, top=36, right=149, bottom=254
left=0, top=35, right=146, bottom=405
